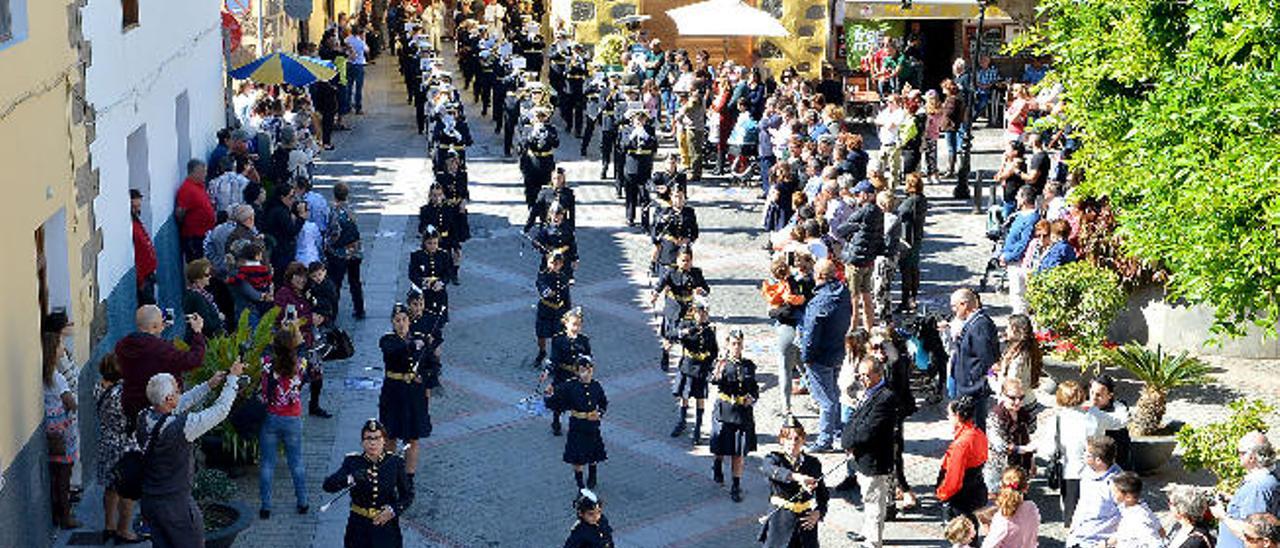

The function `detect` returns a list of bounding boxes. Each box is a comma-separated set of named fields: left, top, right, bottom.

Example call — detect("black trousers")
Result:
left=623, top=173, right=647, bottom=224
left=902, top=149, right=922, bottom=176
left=326, top=255, right=365, bottom=316
left=579, top=117, right=596, bottom=155
left=600, top=131, right=618, bottom=175
left=320, top=110, right=336, bottom=146
left=1060, top=478, right=1082, bottom=527
left=503, top=120, right=516, bottom=156
left=142, top=494, right=203, bottom=548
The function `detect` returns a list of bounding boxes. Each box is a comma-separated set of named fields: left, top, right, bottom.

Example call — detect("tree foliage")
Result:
left=1016, top=0, right=1280, bottom=337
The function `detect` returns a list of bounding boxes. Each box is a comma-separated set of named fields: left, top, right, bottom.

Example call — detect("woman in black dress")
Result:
left=563, top=489, right=613, bottom=548
left=541, top=307, right=591, bottom=436
left=760, top=416, right=829, bottom=548
left=650, top=245, right=708, bottom=371
left=322, top=419, right=414, bottom=548
left=378, top=304, right=433, bottom=484
left=671, top=301, right=716, bottom=444
left=534, top=250, right=573, bottom=366
left=408, top=226, right=453, bottom=326
left=709, top=329, right=758, bottom=502
left=544, top=357, right=608, bottom=489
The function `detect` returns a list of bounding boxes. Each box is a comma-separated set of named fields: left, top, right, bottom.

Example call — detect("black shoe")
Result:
left=885, top=505, right=898, bottom=521
left=713, top=465, right=724, bottom=484
left=846, top=532, right=867, bottom=542
left=730, top=486, right=743, bottom=503
left=691, top=434, right=701, bottom=446
left=534, top=351, right=547, bottom=367
left=259, top=509, right=271, bottom=520
left=297, top=505, right=309, bottom=515
left=600, top=170, right=608, bottom=179
left=670, top=420, right=686, bottom=438
left=309, top=408, right=333, bottom=418
left=551, top=421, right=562, bottom=436
left=451, top=277, right=461, bottom=286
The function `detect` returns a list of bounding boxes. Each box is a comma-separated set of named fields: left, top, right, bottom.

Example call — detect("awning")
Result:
left=846, top=0, right=1012, bottom=20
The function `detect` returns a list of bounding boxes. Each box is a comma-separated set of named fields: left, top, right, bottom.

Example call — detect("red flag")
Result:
left=221, top=9, right=243, bottom=51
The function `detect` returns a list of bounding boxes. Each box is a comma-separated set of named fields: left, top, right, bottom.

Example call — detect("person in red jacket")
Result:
left=114, top=305, right=207, bottom=425
left=131, top=189, right=158, bottom=306
left=936, top=396, right=989, bottom=537
left=175, top=159, right=216, bottom=263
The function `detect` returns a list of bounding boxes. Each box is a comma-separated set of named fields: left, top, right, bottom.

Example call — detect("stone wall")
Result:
left=1109, top=285, right=1280, bottom=359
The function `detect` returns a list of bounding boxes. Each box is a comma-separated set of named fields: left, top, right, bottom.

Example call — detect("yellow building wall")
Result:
left=762, top=0, right=828, bottom=79
left=0, top=0, right=94, bottom=470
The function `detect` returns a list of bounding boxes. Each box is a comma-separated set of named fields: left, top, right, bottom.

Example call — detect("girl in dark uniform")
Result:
left=544, top=357, right=608, bottom=489
left=671, top=301, right=717, bottom=445
left=417, top=183, right=467, bottom=284
left=651, top=189, right=698, bottom=277
left=760, top=417, right=829, bottom=548
left=534, top=250, right=573, bottom=367
left=408, top=226, right=453, bottom=327
left=709, top=329, right=758, bottom=502
left=529, top=203, right=579, bottom=279
left=650, top=245, right=709, bottom=371
left=323, top=419, right=414, bottom=548
left=378, top=305, right=433, bottom=485
left=541, top=307, right=591, bottom=436
left=563, top=489, right=613, bottom=548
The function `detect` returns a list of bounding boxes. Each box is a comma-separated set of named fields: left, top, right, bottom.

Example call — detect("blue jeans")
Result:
left=349, top=64, right=366, bottom=112
left=804, top=362, right=841, bottom=446
left=758, top=155, right=776, bottom=194
left=259, top=413, right=306, bottom=510
left=338, top=84, right=351, bottom=115
left=943, top=129, right=964, bottom=170
left=774, top=323, right=800, bottom=413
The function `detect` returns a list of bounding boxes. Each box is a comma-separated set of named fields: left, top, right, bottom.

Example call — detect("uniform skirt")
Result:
left=344, top=514, right=403, bottom=548
left=563, top=417, right=607, bottom=465
left=379, top=379, right=432, bottom=440
left=710, top=417, right=757, bottom=457
left=672, top=373, right=709, bottom=399
left=536, top=307, right=565, bottom=339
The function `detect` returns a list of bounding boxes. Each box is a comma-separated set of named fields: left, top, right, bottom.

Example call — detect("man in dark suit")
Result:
left=841, top=357, right=899, bottom=548
left=945, top=288, right=999, bottom=431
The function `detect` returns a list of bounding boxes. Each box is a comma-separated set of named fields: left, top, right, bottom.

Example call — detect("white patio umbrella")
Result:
left=665, top=0, right=788, bottom=38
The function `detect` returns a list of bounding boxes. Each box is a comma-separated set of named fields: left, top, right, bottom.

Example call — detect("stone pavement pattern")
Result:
left=56, top=47, right=1280, bottom=548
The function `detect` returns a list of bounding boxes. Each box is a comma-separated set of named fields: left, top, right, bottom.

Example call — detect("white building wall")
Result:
left=84, top=0, right=226, bottom=293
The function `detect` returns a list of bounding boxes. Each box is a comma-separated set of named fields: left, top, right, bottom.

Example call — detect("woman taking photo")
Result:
left=258, top=326, right=310, bottom=519
left=275, top=261, right=330, bottom=417
left=183, top=259, right=225, bottom=336
left=323, top=419, right=413, bottom=548
left=44, top=332, right=80, bottom=530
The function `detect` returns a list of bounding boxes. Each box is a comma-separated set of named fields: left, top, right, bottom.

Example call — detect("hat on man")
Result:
left=852, top=180, right=876, bottom=195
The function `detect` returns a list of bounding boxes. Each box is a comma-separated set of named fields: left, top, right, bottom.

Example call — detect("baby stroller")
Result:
left=726, top=143, right=759, bottom=187
left=978, top=204, right=1012, bottom=293
left=900, top=309, right=949, bottom=404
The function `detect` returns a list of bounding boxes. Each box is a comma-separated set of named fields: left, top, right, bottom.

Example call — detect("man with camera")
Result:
left=115, top=305, right=209, bottom=426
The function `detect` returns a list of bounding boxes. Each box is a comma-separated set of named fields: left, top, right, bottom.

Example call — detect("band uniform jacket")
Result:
left=535, top=269, right=573, bottom=338
left=622, top=126, right=659, bottom=180
left=711, top=357, right=759, bottom=426
left=544, top=378, right=609, bottom=465
left=525, top=185, right=577, bottom=232
left=521, top=124, right=559, bottom=173
left=417, top=201, right=466, bottom=250
left=563, top=515, right=614, bottom=548
left=677, top=320, right=718, bottom=379
left=840, top=384, right=899, bottom=476
left=547, top=332, right=592, bottom=384
left=654, top=266, right=709, bottom=339
left=407, top=248, right=453, bottom=321
left=760, top=451, right=829, bottom=548
left=530, top=222, right=578, bottom=264
left=654, top=206, right=699, bottom=266
left=323, top=452, right=414, bottom=548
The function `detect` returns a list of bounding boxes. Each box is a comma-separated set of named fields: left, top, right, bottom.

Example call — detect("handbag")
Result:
left=323, top=327, right=355, bottom=361
left=1046, top=413, right=1064, bottom=490
left=115, top=416, right=166, bottom=500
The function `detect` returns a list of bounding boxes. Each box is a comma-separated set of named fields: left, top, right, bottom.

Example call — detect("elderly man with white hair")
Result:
left=136, top=360, right=244, bottom=548
left=1213, top=432, right=1280, bottom=548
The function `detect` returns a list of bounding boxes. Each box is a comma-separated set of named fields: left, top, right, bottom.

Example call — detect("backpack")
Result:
left=331, top=208, right=360, bottom=249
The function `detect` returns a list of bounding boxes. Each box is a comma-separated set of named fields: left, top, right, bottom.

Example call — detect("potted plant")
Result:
left=180, top=307, right=281, bottom=468
left=593, top=34, right=626, bottom=71
left=1177, top=399, right=1275, bottom=492
left=193, top=468, right=253, bottom=548
left=1110, top=342, right=1214, bottom=474
left=1026, top=261, right=1127, bottom=371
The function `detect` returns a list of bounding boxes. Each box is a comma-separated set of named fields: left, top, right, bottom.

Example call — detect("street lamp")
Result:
left=954, top=0, right=989, bottom=202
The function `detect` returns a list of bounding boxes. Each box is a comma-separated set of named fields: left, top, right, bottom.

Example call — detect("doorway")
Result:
left=914, top=19, right=956, bottom=92
left=35, top=209, right=71, bottom=317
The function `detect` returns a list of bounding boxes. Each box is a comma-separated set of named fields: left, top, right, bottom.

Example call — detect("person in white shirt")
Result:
left=294, top=200, right=322, bottom=266
left=1034, top=380, right=1126, bottom=527
left=874, top=95, right=907, bottom=185
left=1102, top=471, right=1165, bottom=548
left=344, top=28, right=370, bottom=114
left=206, top=156, right=250, bottom=218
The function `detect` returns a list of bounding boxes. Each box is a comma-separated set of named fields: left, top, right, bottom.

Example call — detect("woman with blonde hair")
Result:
left=980, top=466, right=1040, bottom=548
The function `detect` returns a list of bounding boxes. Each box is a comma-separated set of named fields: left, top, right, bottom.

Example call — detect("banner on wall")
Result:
left=843, top=19, right=899, bottom=70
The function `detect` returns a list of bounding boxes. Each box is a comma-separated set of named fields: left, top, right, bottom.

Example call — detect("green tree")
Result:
left=1016, top=0, right=1280, bottom=338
